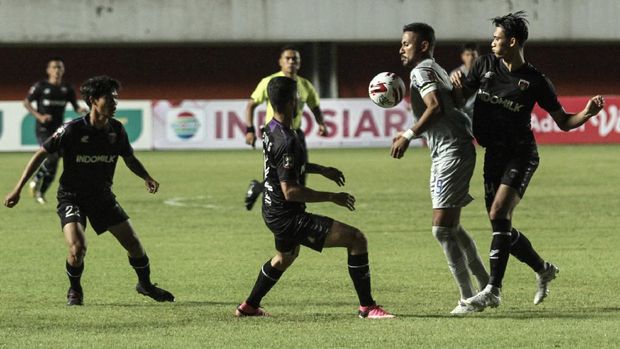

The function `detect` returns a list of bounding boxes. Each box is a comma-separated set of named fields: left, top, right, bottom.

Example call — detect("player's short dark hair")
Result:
left=47, top=57, right=64, bottom=64
left=402, top=23, right=435, bottom=50
left=461, top=42, right=479, bottom=53
left=80, top=76, right=121, bottom=107
left=492, top=11, right=529, bottom=46
left=280, top=44, right=300, bottom=56
left=267, top=77, right=297, bottom=113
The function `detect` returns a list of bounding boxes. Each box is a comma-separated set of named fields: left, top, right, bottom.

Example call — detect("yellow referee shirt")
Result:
left=250, top=71, right=320, bottom=130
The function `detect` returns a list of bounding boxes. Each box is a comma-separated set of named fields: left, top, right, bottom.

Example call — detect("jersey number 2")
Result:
left=65, top=205, right=80, bottom=218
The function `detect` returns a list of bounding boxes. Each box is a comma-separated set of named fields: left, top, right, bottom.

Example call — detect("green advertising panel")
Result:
left=21, top=110, right=143, bottom=145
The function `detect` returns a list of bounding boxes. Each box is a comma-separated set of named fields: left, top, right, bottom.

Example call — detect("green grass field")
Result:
left=1, top=146, right=619, bottom=348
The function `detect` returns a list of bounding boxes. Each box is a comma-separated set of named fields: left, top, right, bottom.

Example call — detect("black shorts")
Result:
left=56, top=191, right=129, bottom=234
left=264, top=212, right=334, bottom=253
left=36, top=127, right=56, bottom=146
left=483, top=144, right=539, bottom=209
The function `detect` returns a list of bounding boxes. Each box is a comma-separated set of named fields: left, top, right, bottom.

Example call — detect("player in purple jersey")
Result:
left=235, top=77, right=393, bottom=319
left=451, top=11, right=605, bottom=312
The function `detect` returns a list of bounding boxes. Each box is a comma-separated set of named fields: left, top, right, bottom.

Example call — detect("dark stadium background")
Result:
left=2, top=43, right=618, bottom=100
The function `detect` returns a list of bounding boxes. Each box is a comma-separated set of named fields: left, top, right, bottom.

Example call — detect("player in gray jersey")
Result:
left=391, top=23, right=489, bottom=315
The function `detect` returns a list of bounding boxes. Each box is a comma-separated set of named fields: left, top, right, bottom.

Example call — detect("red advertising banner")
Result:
left=532, top=96, right=620, bottom=144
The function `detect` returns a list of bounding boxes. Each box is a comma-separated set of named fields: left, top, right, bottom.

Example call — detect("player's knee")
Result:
left=432, top=226, right=453, bottom=241
left=350, top=228, right=367, bottom=251
left=69, top=243, right=87, bottom=263
left=272, top=251, right=298, bottom=270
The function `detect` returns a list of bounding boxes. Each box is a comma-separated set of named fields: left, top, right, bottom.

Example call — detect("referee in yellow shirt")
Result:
left=244, top=45, right=328, bottom=210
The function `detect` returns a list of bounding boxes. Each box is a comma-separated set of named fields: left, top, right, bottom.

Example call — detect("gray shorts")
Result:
left=430, top=151, right=475, bottom=209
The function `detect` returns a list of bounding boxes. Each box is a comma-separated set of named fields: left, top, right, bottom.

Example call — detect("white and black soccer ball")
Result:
left=368, top=72, right=406, bottom=108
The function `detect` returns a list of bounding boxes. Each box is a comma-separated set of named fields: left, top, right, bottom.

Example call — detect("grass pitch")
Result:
left=1, top=146, right=619, bottom=348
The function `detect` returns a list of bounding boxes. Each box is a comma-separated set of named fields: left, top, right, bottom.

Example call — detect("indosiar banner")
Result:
left=152, top=96, right=620, bottom=150
left=0, top=101, right=152, bottom=151
left=152, top=99, right=421, bottom=150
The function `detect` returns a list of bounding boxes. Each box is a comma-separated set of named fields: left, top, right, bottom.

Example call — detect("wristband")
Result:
left=246, top=126, right=255, bottom=133
left=402, top=129, right=416, bottom=141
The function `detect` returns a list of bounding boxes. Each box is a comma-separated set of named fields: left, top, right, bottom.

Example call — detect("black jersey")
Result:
left=262, top=118, right=307, bottom=221
left=27, top=80, right=79, bottom=131
left=42, top=116, right=133, bottom=197
left=464, top=54, right=562, bottom=147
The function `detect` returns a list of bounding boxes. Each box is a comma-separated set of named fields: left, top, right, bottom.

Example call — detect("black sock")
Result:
left=488, top=219, right=512, bottom=288
left=66, top=261, right=84, bottom=293
left=129, top=255, right=151, bottom=286
left=348, top=253, right=375, bottom=307
left=509, top=228, right=545, bottom=272
left=246, top=260, right=284, bottom=308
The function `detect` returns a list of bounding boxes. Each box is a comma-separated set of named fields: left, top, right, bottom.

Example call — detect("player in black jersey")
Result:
left=235, top=77, right=393, bottom=319
left=450, top=11, right=605, bottom=312
left=23, top=57, right=88, bottom=204
left=5, top=76, right=174, bottom=306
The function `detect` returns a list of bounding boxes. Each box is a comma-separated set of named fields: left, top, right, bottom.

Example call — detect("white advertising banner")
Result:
left=152, top=99, right=421, bottom=150
left=0, top=100, right=153, bottom=151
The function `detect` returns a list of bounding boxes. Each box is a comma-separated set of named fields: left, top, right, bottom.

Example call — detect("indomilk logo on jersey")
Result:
left=477, top=90, right=524, bottom=112
left=76, top=155, right=118, bottom=163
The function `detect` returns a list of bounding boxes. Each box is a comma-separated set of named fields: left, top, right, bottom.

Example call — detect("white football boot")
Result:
left=465, top=286, right=501, bottom=311
left=534, top=262, right=559, bottom=305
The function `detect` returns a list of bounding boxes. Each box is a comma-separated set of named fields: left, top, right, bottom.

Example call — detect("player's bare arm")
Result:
left=122, top=155, right=159, bottom=194
left=23, top=98, right=51, bottom=123
left=305, top=163, right=345, bottom=186
left=4, top=148, right=49, bottom=207
left=391, top=90, right=442, bottom=159
left=550, top=95, right=605, bottom=131
left=310, top=106, right=328, bottom=136
left=280, top=181, right=355, bottom=210
left=245, top=99, right=260, bottom=148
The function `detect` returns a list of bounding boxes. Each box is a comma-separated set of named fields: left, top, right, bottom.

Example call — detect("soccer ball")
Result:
left=368, top=72, right=406, bottom=108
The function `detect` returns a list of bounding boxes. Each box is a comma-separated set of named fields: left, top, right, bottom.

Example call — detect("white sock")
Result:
left=432, top=226, right=474, bottom=299
left=454, top=225, right=489, bottom=290
left=483, top=284, right=501, bottom=296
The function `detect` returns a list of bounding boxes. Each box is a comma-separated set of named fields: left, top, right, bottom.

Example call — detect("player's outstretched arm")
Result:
left=306, top=163, right=345, bottom=186
left=280, top=181, right=355, bottom=211
left=122, top=155, right=159, bottom=194
left=550, top=95, right=605, bottom=131
left=4, top=148, right=48, bottom=208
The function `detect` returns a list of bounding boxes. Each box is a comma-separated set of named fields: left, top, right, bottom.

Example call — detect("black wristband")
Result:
left=246, top=126, right=255, bottom=133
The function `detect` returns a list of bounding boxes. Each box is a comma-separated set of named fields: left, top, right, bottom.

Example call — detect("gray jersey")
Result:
left=410, top=58, right=473, bottom=159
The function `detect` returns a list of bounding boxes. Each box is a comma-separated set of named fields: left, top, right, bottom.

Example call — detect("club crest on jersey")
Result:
left=483, top=71, right=495, bottom=79
left=108, top=132, right=117, bottom=144
left=518, top=79, right=530, bottom=90
left=283, top=154, right=294, bottom=169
